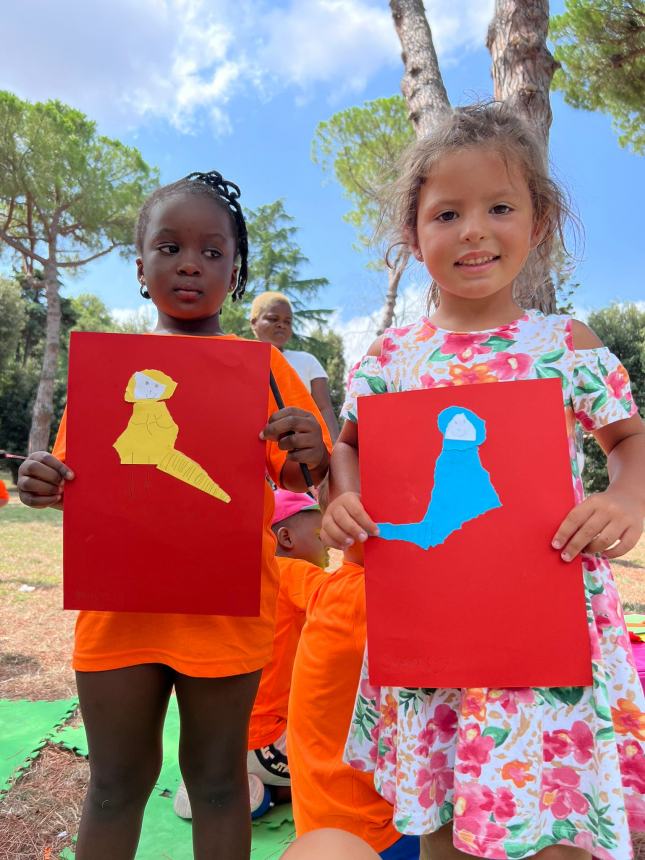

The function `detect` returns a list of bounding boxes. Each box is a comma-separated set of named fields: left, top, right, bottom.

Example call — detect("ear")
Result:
left=275, top=526, right=294, bottom=551
left=403, top=226, right=423, bottom=261
left=136, top=258, right=144, bottom=281
left=228, top=266, right=239, bottom=294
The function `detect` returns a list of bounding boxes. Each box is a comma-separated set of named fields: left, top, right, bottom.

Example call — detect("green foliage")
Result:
left=550, top=0, right=645, bottom=153
left=0, top=276, right=26, bottom=375
left=0, top=91, right=159, bottom=266
left=70, top=293, right=115, bottom=333
left=221, top=199, right=330, bottom=338
left=303, top=327, right=347, bottom=416
left=312, top=96, right=414, bottom=249
left=582, top=303, right=645, bottom=493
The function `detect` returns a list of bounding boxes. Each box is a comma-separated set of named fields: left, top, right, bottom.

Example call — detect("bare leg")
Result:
left=175, top=669, right=262, bottom=860
left=75, top=664, right=173, bottom=860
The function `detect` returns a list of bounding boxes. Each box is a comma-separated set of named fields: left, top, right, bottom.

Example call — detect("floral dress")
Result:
left=342, top=311, right=645, bottom=860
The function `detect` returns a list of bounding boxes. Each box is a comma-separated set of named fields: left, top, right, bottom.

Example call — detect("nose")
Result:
left=459, top=214, right=487, bottom=243
left=177, top=256, right=201, bottom=275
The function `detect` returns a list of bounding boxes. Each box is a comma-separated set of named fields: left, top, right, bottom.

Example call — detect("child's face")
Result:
left=251, top=301, right=293, bottom=349
left=136, top=193, right=238, bottom=329
left=412, top=147, right=539, bottom=308
left=285, top=510, right=328, bottom=569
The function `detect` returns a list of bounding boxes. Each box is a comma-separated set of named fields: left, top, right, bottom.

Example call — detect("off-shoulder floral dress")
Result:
left=342, top=311, right=645, bottom=860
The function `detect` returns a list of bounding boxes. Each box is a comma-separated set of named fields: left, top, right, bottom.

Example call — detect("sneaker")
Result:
left=172, top=774, right=271, bottom=820
left=249, top=772, right=271, bottom=819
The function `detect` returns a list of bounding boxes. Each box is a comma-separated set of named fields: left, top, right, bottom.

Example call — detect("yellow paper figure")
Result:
left=113, top=369, right=231, bottom=503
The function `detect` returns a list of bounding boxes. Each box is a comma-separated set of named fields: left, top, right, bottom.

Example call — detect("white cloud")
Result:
left=1, top=0, right=495, bottom=135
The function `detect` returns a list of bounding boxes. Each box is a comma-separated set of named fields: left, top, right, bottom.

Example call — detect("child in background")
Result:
left=174, top=488, right=327, bottom=820
left=322, top=103, right=645, bottom=860
left=18, top=170, right=330, bottom=860
left=288, top=478, right=419, bottom=860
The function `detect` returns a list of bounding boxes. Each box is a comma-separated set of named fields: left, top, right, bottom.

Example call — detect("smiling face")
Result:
left=251, top=300, right=293, bottom=350
left=412, top=146, right=540, bottom=316
left=136, top=192, right=239, bottom=334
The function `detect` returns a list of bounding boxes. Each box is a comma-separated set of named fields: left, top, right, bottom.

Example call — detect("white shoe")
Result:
left=172, top=774, right=271, bottom=820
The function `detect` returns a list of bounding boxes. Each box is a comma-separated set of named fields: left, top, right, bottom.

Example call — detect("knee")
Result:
left=535, top=847, right=591, bottom=860
left=86, top=755, right=162, bottom=816
left=182, top=769, right=247, bottom=812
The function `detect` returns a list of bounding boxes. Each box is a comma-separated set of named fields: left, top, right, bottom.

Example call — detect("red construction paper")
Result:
left=359, top=378, right=592, bottom=688
left=63, top=332, right=271, bottom=615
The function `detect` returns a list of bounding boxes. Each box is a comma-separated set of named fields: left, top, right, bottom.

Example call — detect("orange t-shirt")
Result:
left=52, top=340, right=331, bottom=677
left=287, top=560, right=400, bottom=853
left=248, top=556, right=327, bottom=749
left=0, top=479, right=9, bottom=503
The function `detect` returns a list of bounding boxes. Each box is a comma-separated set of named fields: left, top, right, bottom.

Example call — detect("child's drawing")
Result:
left=113, top=369, right=231, bottom=503
left=377, top=405, right=500, bottom=549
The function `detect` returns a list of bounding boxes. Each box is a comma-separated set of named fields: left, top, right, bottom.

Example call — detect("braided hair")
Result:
left=135, top=170, right=249, bottom=301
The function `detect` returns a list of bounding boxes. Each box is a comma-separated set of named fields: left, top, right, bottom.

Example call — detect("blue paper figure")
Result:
left=377, top=406, right=501, bottom=550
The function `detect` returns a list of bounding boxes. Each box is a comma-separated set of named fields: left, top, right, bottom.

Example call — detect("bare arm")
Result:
left=552, top=320, right=645, bottom=560
left=310, top=377, right=340, bottom=442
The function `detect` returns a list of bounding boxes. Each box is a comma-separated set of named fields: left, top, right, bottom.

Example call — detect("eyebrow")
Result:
left=151, top=228, right=230, bottom=241
left=429, top=188, right=520, bottom=208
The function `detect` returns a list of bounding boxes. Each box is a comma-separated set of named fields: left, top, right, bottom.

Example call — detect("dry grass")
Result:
left=0, top=481, right=643, bottom=858
left=0, top=743, right=87, bottom=860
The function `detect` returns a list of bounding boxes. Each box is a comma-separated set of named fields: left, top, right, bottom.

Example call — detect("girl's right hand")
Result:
left=321, top=491, right=380, bottom=549
left=17, top=453, right=74, bottom=509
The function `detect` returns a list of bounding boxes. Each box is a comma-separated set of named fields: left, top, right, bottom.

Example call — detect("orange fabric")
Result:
left=52, top=339, right=331, bottom=677
left=248, top=556, right=327, bottom=749
left=0, top=479, right=9, bottom=502
left=288, top=561, right=400, bottom=853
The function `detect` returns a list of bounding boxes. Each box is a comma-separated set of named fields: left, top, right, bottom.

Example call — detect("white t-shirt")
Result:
left=283, top=350, right=328, bottom=393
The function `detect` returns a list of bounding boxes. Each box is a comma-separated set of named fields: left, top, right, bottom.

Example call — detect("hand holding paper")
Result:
left=320, top=491, right=379, bottom=548
left=261, top=407, right=329, bottom=472
left=18, top=452, right=74, bottom=509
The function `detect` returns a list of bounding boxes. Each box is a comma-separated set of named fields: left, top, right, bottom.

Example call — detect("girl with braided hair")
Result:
left=18, top=171, right=331, bottom=860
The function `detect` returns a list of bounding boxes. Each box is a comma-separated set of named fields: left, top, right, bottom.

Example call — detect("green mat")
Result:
left=0, top=697, right=78, bottom=794
left=626, top=614, right=645, bottom=636
left=54, top=696, right=295, bottom=859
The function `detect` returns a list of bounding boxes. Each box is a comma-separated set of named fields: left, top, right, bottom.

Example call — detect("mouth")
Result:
left=173, top=286, right=203, bottom=301
left=455, top=253, right=500, bottom=269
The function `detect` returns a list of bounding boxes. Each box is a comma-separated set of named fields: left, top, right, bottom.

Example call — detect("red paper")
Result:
left=359, top=378, right=592, bottom=688
left=63, top=332, right=271, bottom=615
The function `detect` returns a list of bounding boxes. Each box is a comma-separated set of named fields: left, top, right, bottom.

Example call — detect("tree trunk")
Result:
left=487, top=0, right=560, bottom=312
left=377, top=248, right=410, bottom=335
left=28, top=257, right=61, bottom=453
left=389, top=0, right=451, bottom=138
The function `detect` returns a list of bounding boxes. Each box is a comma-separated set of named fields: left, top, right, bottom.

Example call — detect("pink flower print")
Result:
left=456, top=723, right=495, bottom=777
left=490, top=787, right=516, bottom=823
left=577, top=410, right=595, bottom=431
left=414, top=320, right=437, bottom=342
left=540, top=767, right=590, bottom=820
left=347, top=757, right=367, bottom=771
left=488, top=688, right=535, bottom=716
left=573, top=832, right=616, bottom=860
left=433, top=703, right=458, bottom=742
left=625, top=791, right=645, bottom=831
left=619, top=740, right=645, bottom=792
left=453, top=784, right=508, bottom=857
left=414, top=722, right=438, bottom=757
left=380, top=775, right=397, bottom=805
left=461, top=688, right=487, bottom=721
left=486, top=351, right=532, bottom=381
left=543, top=729, right=571, bottom=762
left=388, top=324, right=414, bottom=338
left=378, top=337, right=398, bottom=367
left=606, top=365, right=629, bottom=399
left=420, top=372, right=453, bottom=389
left=592, top=586, right=624, bottom=632
left=346, top=360, right=361, bottom=389
left=416, top=751, right=454, bottom=809
left=359, top=677, right=380, bottom=701
left=441, top=332, right=491, bottom=361
left=379, top=731, right=398, bottom=767
left=568, top=721, right=594, bottom=764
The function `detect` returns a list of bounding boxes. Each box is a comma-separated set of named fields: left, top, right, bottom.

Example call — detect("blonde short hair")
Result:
left=249, top=291, right=292, bottom=322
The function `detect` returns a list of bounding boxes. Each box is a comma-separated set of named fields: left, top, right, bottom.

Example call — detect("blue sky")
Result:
left=1, top=0, right=642, bottom=362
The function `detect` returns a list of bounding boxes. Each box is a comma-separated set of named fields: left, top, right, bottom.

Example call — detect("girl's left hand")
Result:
left=552, top=487, right=645, bottom=562
left=260, top=407, right=328, bottom=469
